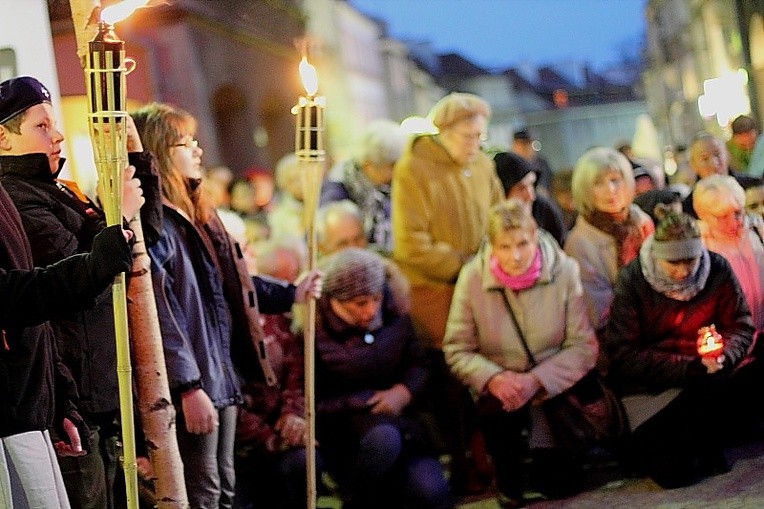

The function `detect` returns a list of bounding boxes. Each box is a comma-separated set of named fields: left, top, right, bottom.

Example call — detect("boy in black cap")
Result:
left=0, top=75, right=155, bottom=508
left=0, top=80, right=138, bottom=506
left=511, top=129, right=553, bottom=194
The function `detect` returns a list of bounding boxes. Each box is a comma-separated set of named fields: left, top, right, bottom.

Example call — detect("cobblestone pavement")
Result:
left=458, top=441, right=764, bottom=509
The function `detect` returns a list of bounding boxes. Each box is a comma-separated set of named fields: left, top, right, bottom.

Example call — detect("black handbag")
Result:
left=499, top=291, right=626, bottom=452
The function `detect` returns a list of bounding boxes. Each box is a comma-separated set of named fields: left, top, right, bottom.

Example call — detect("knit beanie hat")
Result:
left=493, top=151, right=534, bottom=195
left=322, top=247, right=385, bottom=301
left=0, top=76, right=52, bottom=124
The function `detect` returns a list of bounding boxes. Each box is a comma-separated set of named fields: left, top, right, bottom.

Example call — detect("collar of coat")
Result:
left=480, top=229, right=563, bottom=292
left=0, top=153, right=66, bottom=181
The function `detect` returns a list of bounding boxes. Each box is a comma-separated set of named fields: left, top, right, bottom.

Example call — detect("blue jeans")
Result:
left=337, top=422, right=452, bottom=509
left=176, top=404, right=237, bottom=509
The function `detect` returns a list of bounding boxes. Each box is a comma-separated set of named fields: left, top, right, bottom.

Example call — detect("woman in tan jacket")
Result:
left=444, top=200, right=598, bottom=508
left=392, top=92, right=504, bottom=494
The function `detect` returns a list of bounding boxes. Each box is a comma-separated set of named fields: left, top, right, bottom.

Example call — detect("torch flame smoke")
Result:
left=101, top=0, right=149, bottom=25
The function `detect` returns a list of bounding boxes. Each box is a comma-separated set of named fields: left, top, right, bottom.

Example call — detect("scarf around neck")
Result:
left=489, top=247, right=542, bottom=291
left=639, top=235, right=710, bottom=301
left=586, top=206, right=645, bottom=267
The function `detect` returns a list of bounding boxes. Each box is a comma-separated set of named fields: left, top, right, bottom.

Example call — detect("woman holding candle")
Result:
left=132, top=103, right=321, bottom=508
left=443, top=199, right=598, bottom=508
left=604, top=209, right=764, bottom=489
left=563, top=146, right=654, bottom=333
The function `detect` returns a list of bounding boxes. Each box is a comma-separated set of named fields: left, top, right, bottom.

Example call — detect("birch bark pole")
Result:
left=68, top=2, right=188, bottom=506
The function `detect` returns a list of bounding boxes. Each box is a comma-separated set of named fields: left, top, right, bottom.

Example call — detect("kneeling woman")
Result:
left=443, top=199, right=598, bottom=508
left=314, top=248, right=452, bottom=509
left=605, top=210, right=762, bottom=488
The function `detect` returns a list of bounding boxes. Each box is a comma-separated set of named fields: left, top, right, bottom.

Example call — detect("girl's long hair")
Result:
left=131, top=102, right=210, bottom=222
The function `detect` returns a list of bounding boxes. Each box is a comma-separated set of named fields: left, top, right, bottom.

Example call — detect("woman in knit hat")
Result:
left=313, top=248, right=452, bottom=509
left=605, top=211, right=763, bottom=488
left=493, top=151, right=568, bottom=246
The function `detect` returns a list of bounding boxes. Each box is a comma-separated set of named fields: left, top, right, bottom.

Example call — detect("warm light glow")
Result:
left=299, top=57, right=319, bottom=97
left=697, top=325, right=724, bottom=357
left=400, top=116, right=436, bottom=135
left=697, top=69, right=750, bottom=127
left=101, top=0, right=149, bottom=25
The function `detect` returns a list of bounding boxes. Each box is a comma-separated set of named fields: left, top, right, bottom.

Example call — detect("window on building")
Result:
left=0, top=48, right=17, bottom=81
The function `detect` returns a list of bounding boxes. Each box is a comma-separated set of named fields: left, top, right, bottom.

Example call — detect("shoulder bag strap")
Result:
left=498, top=290, right=538, bottom=367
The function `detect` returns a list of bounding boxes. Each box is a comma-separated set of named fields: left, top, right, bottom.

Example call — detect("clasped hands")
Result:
left=486, top=370, right=542, bottom=413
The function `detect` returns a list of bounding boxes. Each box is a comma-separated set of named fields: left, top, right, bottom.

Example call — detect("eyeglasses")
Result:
left=172, top=139, right=199, bottom=149
left=450, top=130, right=486, bottom=143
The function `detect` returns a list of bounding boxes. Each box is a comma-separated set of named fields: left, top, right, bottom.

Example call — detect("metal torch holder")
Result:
left=84, top=20, right=140, bottom=509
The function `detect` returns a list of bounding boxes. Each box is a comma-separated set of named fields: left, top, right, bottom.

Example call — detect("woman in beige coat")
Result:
left=444, top=199, right=598, bottom=508
left=564, top=147, right=654, bottom=332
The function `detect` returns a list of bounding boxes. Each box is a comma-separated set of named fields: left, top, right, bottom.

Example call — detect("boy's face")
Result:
left=745, top=186, right=764, bottom=218
left=0, top=103, right=64, bottom=174
left=690, top=138, right=728, bottom=179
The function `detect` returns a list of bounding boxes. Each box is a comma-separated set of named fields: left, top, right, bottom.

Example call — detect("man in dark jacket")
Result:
left=0, top=174, right=134, bottom=507
left=0, top=75, right=156, bottom=508
left=493, top=151, right=568, bottom=246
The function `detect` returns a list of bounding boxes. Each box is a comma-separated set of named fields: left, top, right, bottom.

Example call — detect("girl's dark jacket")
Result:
left=150, top=202, right=285, bottom=405
left=0, top=181, right=131, bottom=437
left=0, top=151, right=160, bottom=417
left=604, top=251, right=754, bottom=396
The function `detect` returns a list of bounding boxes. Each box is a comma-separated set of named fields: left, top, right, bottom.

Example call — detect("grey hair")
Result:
left=274, top=152, right=300, bottom=191
left=693, top=174, right=745, bottom=219
left=356, top=119, right=407, bottom=167
left=316, top=199, right=362, bottom=243
left=427, top=92, right=491, bottom=131
left=572, top=146, right=636, bottom=215
left=254, top=235, right=307, bottom=278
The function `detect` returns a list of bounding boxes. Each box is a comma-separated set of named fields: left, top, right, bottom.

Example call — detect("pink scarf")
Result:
left=489, top=248, right=542, bottom=291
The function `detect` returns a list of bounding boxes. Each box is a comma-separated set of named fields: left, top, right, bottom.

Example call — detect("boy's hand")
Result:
left=122, top=165, right=145, bottom=221
left=126, top=115, right=144, bottom=153
left=53, top=417, right=87, bottom=457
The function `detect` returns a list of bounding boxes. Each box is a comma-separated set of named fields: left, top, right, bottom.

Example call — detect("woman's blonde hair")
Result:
left=131, top=102, right=209, bottom=222
left=692, top=174, right=745, bottom=220
left=571, top=146, right=635, bottom=215
left=487, top=199, right=537, bottom=242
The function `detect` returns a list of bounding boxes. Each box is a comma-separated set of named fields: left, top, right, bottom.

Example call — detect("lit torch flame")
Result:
left=299, top=56, right=318, bottom=97
left=101, top=0, right=150, bottom=25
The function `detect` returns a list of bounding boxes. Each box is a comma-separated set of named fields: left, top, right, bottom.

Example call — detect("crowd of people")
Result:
left=1, top=74, right=764, bottom=509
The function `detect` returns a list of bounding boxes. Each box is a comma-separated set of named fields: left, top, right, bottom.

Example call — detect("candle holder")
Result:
left=292, top=53, right=324, bottom=509
left=86, top=20, right=130, bottom=225
left=84, top=19, right=139, bottom=509
left=697, top=324, right=724, bottom=358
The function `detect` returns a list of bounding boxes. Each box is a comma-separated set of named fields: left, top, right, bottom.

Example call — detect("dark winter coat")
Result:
left=0, top=151, right=160, bottom=416
left=604, top=251, right=754, bottom=396
left=0, top=181, right=130, bottom=437
left=150, top=204, right=284, bottom=406
left=236, top=313, right=304, bottom=454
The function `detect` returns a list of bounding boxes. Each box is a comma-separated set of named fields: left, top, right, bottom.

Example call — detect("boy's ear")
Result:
left=0, top=125, right=11, bottom=151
